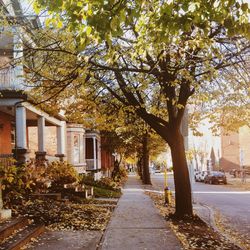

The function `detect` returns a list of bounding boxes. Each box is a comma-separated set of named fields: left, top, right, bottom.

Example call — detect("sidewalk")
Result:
left=100, top=175, right=182, bottom=250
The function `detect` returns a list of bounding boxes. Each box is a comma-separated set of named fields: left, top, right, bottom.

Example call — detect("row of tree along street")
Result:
left=2, top=0, right=250, bottom=218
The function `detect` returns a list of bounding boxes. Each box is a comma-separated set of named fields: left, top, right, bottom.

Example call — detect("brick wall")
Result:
left=220, top=131, right=239, bottom=171
left=239, top=126, right=250, bottom=167
left=28, top=126, right=57, bottom=158
left=220, top=126, right=250, bottom=171
left=0, top=111, right=12, bottom=154
left=101, top=137, right=114, bottom=173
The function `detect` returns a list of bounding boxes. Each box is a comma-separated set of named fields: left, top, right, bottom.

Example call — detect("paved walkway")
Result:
left=100, top=175, right=182, bottom=250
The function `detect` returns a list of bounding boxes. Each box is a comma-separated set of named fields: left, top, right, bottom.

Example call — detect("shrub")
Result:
left=0, top=158, right=17, bottom=208
left=80, top=175, right=120, bottom=191
left=21, top=160, right=49, bottom=193
left=1, top=158, right=36, bottom=206
left=112, top=167, right=127, bottom=184
left=96, top=177, right=118, bottom=190
left=0, top=158, right=17, bottom=190
left=79, top=174, right=95, bottom=186
left=93, top=186, right=122, bottom=198
left=46, top=161, right=79, bottom=190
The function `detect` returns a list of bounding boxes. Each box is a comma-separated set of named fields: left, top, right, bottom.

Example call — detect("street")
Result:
left=151, top=173, right=250, bottom=239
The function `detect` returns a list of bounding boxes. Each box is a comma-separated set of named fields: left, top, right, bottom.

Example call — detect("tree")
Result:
left=16, top=0, right=250, bottom=217
left=65, top=92, right=166, bottom=184
left=188, top=60, right=250, bottom=135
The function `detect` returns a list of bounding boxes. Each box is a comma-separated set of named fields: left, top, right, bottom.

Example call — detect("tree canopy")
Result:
left=14, top=0, right=250, bottom=217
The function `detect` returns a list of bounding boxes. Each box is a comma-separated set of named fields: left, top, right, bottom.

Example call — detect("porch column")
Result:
left=97, top=138, right=101, bottom=170
left=93, top=137, right=97, bottom=170
left=55, top=122, right=65, bottom=161
left=13, top=105, right=27, bottom=164
left=35, top=116, right=46, bottom=161
left=16, top=105, right=26, bottom=148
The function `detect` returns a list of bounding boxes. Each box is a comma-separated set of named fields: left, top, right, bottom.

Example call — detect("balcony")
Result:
left=0, top=67, right=24, bottom=90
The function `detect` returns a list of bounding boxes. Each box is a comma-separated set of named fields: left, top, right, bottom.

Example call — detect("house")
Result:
left=0, top=90, right=67, bottom=164
left=220, top=125, right=250, bottom=172
left=182, top=106, right=250, bottom=172
left=101, top=136, right=115, bottom=178
left=85, top=130, right=102, bottom=179
left=0, top=0, right=105, bottom=179
left=0, top=1, right=66, bottom=164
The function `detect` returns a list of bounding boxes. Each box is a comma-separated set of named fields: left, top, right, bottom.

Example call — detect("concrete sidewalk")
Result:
left=100, top=175, right=182, bottom=250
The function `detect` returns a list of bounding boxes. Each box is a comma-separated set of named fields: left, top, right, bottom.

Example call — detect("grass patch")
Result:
left=94, top=186, right=122, bottom=198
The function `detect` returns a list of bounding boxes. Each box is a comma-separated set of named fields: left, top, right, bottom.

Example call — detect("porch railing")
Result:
left=86, top=159, right=101, bottom=171
left=86, top=159, right=95, bottom=171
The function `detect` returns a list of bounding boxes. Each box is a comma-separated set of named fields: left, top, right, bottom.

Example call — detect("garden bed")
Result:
left=10, top=198, right=112, bottom=231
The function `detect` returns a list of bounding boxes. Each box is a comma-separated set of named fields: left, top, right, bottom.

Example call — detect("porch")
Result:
left=85, top=131, right=102, bottom=180
left=0, top=92, right=66, bottom=163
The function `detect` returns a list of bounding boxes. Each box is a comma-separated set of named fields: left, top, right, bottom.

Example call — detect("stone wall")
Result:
left=28, top=126, right=57, bottom=158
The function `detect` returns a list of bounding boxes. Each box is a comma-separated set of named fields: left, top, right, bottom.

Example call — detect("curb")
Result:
left=96, top=193, right=122, bottom=250
left=194, top=202, right=245, bottom=250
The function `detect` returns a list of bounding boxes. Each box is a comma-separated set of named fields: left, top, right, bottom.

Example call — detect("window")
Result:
left=86, top=137, right=94, bottom=159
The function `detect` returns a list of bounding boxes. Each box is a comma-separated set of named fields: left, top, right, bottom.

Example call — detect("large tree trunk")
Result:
left=169, top=130, right=193, bottom=217
left=142, top=133, right=151, bottom=185
left=137, top=157, right=143, bottom=179
left=0, top=180, right=3, bottom=210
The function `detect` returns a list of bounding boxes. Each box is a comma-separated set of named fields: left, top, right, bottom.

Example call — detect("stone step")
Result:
left=0, top=217, right=29, bottom=242
left=0, top=224, right=45, bottom=250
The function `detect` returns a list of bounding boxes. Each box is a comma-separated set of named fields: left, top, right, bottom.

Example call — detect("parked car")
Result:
left=204, top=171, right=227, bottom=184
left=195, top=171, right=208, bottom=182
left=229, top=169, right=241, bottom=178
left=153, top=166, right=161, bottom=173
left=194, top=170, right=200, bottom=182
left=150, top=165, right=161, bottom=174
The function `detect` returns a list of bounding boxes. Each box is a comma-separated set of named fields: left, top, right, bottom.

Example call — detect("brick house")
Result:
left=184, top=106, right=250, bottom=172
left=101, top=136, right=115, bottom=178
left=220, top=126, right=250, bottom=172
left=0, top=0, right=67, bottom=164
left=0, top=90, right=67, bottom=163
left=0, top=0, right=106, bottom=179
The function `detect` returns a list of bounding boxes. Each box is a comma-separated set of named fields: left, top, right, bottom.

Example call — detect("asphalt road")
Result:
left=151, top=173, right=250, bottom=239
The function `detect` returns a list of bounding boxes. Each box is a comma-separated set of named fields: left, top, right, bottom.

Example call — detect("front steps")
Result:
left=0, top=217, right=45, bottom=250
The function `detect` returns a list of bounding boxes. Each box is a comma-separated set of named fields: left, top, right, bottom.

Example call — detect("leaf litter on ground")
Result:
left=145, top=191, right=243, bottom=250
left=11, top=198, right=112, bottom=231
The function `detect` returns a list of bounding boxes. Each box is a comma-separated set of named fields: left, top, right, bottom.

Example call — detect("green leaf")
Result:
left=110, top=16, right=119, bottom=31
left=77, top=1, right=83, bottom=7
left=86, top=26, right=92, bottom=36
left=57, top=20, right=63, bottom=29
